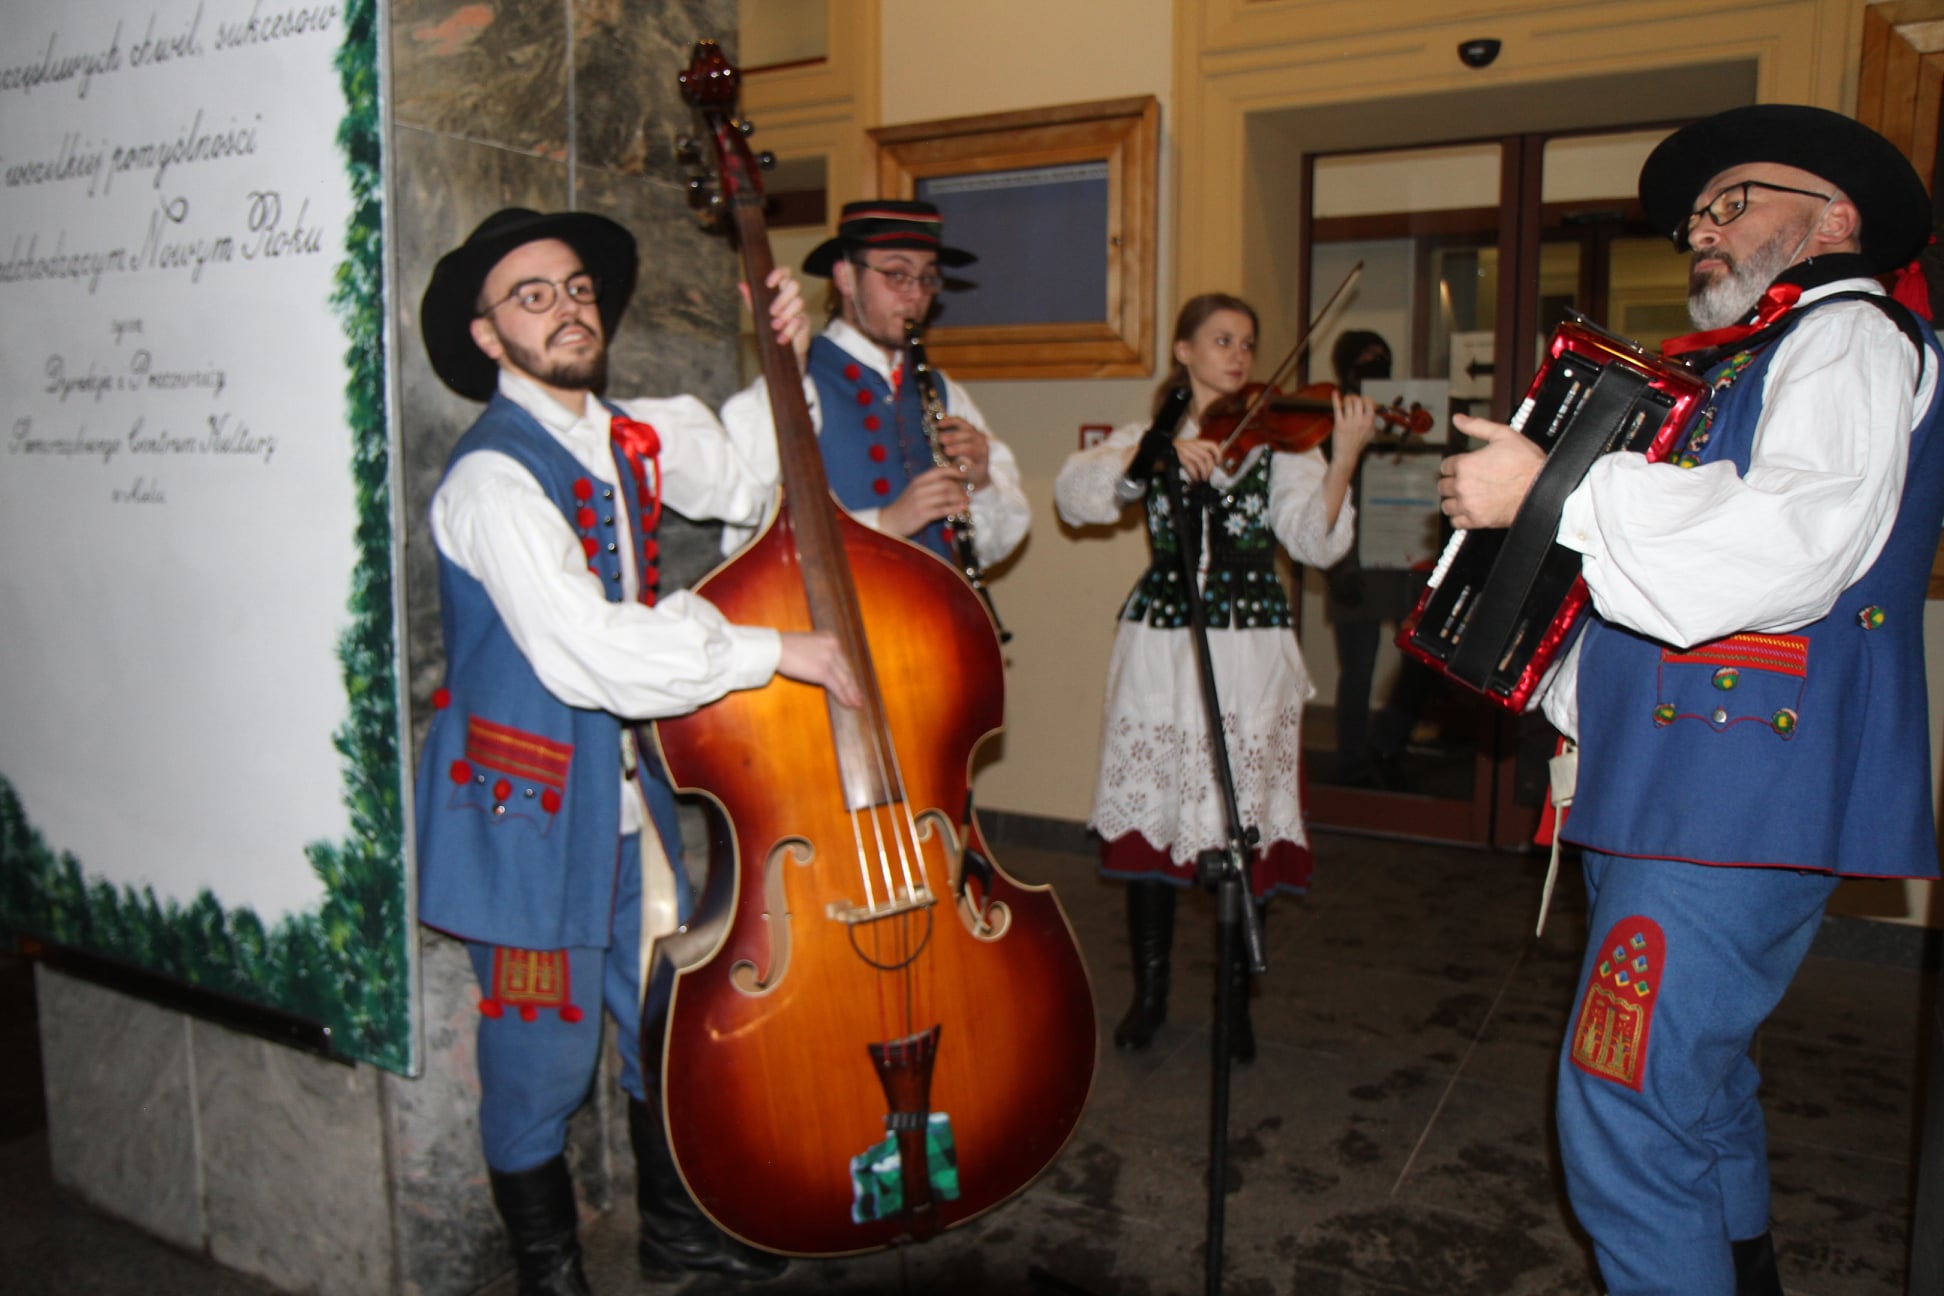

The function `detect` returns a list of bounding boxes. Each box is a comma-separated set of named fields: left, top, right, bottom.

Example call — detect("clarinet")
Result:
left=904, top=320, right=1011, bottom=642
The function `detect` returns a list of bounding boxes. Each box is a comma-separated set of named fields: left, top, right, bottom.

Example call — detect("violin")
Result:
left=1200, top=381, right=1434, bottom=475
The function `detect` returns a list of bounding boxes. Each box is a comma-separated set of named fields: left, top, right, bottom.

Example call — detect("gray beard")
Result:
left=1686, top=225, right=1805, bottom=330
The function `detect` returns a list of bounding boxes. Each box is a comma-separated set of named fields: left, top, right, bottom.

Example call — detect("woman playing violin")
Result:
left=1054, top=293, right=1377, bottom=1063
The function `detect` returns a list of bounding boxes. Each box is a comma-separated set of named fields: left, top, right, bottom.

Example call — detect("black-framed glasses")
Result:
left=1678, top=180, right=1832, bottom=249
left=852, top=260, right=943, bottom=294
left=478, top=272, right=601, bottom=316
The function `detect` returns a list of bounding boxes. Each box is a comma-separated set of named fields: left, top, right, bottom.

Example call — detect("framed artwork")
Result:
left=870, top=96, right=1158, bottom=379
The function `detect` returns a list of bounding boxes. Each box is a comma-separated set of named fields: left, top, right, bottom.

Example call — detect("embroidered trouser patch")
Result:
left=1569, top=916, right=1664, bottom=1091
left=483, top=946, right=584, bottom=1023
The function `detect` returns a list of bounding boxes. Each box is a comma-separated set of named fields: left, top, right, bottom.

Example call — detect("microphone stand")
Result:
left=1159, top=436, right=1267, bottom=1296
left=1031, top=411, right=1266, bottom=1296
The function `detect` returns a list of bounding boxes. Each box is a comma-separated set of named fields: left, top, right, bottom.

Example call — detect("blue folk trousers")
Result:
left=466, top=831, right=690, bottom=1173
left=1556, top=850, right=1835, bottom=1295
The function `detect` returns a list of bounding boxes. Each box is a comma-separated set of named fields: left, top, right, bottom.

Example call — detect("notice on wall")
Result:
left=0, top=0, right=414, bottom=1073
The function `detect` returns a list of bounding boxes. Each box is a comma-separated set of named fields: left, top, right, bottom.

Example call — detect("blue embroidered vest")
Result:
left=1565, top=298, right=1944, bottom=878
left=1120, top=448, right=1294, bottom=631
left=806, top=334, right=952, bottom=559
left=415, top=395, right=683, bottom=950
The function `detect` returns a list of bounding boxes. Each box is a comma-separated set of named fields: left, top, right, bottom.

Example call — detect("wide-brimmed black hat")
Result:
left=802, top=200, right=977, bottom=277
left=1639, top=104, right=1933, bottom=274
left=421, top=208, right=638, bottom=400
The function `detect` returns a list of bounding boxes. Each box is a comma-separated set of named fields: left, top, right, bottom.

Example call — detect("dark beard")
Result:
left=502, top=326, right=608, bottom=394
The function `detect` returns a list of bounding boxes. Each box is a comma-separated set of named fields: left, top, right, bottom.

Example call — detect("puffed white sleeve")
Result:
left=1054, top=421, right=1146, bottom=526
left=1555, top=300, right=1922, bottom=646
left=432, top=449, right=781, bottom=719
left=716, top=372, right=824, bottom=554
left=944, top=377, right=1031, bottom=563
left=1266, top=447, right=1356, bottom=568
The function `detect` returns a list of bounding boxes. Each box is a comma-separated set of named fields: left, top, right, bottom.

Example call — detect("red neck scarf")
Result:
left=1660, top=283, right=1803, bottom=360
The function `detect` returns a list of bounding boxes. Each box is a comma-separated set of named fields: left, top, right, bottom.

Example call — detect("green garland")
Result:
left=0, top=0, right=410, bottom=1074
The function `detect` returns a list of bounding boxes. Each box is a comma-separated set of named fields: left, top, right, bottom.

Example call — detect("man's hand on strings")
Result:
left=776, top=630, right=863, bottom=708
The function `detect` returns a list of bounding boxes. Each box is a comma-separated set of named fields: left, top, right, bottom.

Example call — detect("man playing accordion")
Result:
left=1439, top=105, right=1941, bottom=1296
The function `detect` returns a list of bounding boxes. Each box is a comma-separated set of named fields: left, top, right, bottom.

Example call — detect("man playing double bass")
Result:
left=1437, top=106, right=1942, bottom=1295
left=413, top=207, right=860, bottom=1296
left=721, top=200, right=1030, bottom=571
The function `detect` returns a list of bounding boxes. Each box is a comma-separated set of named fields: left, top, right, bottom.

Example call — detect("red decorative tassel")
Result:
left=1890, top=238, right=1934, bottom=321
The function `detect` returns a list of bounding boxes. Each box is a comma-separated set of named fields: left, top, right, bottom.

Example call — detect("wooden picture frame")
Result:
left=870, top=96, right=1158, bottom=379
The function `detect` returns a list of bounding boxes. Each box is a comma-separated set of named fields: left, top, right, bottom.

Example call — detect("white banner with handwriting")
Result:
left=1, top=0, right=359, bottom=925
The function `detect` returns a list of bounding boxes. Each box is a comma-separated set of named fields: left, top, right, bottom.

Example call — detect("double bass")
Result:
left=648, top=41, right=1097, bottom=1257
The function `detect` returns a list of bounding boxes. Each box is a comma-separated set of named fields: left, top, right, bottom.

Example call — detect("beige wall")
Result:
left=870, top=0, right=1937, bottom=927
left=879, top=0, right=1179, bottom=825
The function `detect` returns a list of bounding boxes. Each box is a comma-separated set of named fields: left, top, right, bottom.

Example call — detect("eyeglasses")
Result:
left=478, top=272, right=601, bottom=316
left=1678, top=180, right=1832, bottom=249
left=853, top=261, right=943, bottom=294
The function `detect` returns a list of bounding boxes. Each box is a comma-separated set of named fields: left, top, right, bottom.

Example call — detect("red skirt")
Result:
left=1097, top=832, right=1312, bottom=900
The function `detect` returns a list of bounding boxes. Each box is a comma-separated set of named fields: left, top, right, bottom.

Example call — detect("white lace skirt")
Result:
left=1087, top=620, right=1313, bottom=863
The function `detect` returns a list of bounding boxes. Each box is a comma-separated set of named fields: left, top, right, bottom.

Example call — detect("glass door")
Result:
left=1299, top=127, right=1690, bottom=847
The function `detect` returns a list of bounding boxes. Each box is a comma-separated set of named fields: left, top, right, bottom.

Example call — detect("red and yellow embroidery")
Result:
left=1660, top=632, right=1807, bottom=677
left=1570, top=916, right=1665, bottom=1091
left=481, top=947, right=584, bottom=1023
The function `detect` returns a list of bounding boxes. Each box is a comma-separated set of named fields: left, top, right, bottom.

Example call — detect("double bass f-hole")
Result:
left=903, top=320, right=1011, bottom=642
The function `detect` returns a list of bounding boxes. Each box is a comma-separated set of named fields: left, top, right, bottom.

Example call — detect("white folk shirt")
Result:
left=429, top=370, right=783, bottom=830
left=1543, top=279, right=1937, bottom=738
left=717, top=318, right=1032, bottom=563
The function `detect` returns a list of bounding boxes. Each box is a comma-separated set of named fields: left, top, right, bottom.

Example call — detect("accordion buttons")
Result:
left=1858, top=606, right=1886, bottom=630
left=1712, top=667, right=1739, bottom=691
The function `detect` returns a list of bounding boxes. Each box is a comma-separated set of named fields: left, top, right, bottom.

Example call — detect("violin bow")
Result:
left=1214, top=260, right=1364, bottom=458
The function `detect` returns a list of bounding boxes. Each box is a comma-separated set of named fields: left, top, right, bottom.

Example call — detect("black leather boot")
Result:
left=487, top=1156, right=593, bottom=1296
left=1731, top=1231, right=1783, bottom=1296
left=1114, top=880, right=1177, bottom=1050
left=628, top=1097, right=788, bottom=1282
left=1226, top=904, right=1264, bottom=1066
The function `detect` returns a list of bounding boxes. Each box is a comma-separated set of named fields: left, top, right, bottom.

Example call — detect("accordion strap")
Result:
left=1447, top=362, right=1652, bottom=686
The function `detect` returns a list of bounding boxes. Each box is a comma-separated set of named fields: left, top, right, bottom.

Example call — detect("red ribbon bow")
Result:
left=609, top=414, right=664, bottom=604
left=1660, top=282, right=1803, bottom=360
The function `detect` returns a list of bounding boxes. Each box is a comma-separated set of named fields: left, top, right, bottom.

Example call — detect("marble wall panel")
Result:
left=387, top=930, right=508, bottom=1296
left=197, top=1022, right=393, bottom=1296
left=36, top=970, right=203, bottom=1251
left=390, top=0, right=571, bottom=155
left=389, top=125, right=568, bottom=742
left=573, top=0, right=737, bottom=183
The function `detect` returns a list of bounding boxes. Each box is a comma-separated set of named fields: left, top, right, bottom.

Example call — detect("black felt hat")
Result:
left=421, top=208, right=639, bottom=401
left=802, top=200, right=978, bottom=277
left=1638, top=104, right=1933, bottom=274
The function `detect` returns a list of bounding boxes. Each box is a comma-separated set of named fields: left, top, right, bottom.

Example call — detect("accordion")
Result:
left=1398, top=315, right=1712, bottom=710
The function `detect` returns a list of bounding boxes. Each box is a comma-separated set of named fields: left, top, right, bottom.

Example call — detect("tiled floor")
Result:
left=1, top=833, right=1932, bottom=1295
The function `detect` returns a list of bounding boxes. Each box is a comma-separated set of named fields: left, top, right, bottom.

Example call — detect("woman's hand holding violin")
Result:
left=1329, top=390, right=1379, bottom=466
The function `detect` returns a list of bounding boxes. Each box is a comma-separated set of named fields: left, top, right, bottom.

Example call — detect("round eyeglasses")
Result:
left=1677, top=180, right=1832, bottom=250
left=478, top=272, right=601, bottom=316
left=853, top=261, right=943, bottom=294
